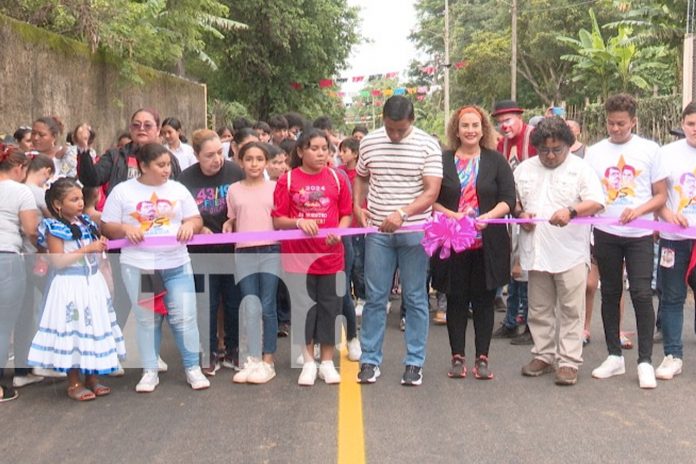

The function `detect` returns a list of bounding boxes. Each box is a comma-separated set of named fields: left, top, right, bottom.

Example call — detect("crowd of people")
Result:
left=0, top=92, right=695, bottom=403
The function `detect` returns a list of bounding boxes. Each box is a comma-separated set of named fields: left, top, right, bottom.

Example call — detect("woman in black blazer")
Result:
left=431, top=105, right=516, bottom=380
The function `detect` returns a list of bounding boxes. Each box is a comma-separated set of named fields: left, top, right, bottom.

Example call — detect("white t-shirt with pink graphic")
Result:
left=586, top=135, right=667, bottom=238
left=659, top=139, right=696, bottom=240
left=102, top=178, right=200, bottom=269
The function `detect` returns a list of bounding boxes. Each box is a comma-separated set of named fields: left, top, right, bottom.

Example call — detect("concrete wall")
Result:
left=0, top=15, right=207, bottom=153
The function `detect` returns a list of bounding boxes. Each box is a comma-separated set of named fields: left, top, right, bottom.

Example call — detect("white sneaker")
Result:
left=108, top=362, right=125, bottom=377
left=318, top=361, right=341, bottom=384
left=354, top=299, right=365, bottom=317
left=13, top=373, right=44, bottom=388
left=347, top=338, right=362, bottom=362
left=158, top=357, right=168, bottom=373
left=298, top=362, right=318, bottom=386
left=135, top=369, right=159, bottom=393
left=185, top=366, right=211, bottom=390
left=655, top=355, right=683, bottom=380
left=32, top=367, right=67, bottom=378
left=592, top=355, right=626, bottom=379
left=247, top=361, right=276, bottom=384
left=232, top=357, right=261, bottom=384
left=637, top=362, right=657, bottom=389
left=296, top=346, right=320, bottom=365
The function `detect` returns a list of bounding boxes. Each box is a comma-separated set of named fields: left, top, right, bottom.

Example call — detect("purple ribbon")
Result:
left=421, top=213, right=477, bottom=259
left=106, top=216, right=696, bottom=251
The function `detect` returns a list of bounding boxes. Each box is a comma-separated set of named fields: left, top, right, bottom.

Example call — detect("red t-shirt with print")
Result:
left=273, top=167, right=352, bottom=274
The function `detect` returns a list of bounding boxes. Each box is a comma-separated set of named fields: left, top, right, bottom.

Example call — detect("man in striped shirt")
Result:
left=354, top=96, right=443, bottom=386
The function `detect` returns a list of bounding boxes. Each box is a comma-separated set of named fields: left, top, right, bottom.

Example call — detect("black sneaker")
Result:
left=492, top=324, right=516, bottom=339
left=277, top=322, right=290, bottom=338
left=357, top=363, right=380, bottom=384
left=401, top=365, right=423, bottom=386
left=510, top=327, right=533, bottom=345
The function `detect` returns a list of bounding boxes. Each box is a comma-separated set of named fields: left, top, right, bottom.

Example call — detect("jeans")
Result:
left=656, top=238, right=693, bottom=359
left=0, top=254, right=26, bottom=379
left=206, top=273, right=241, bottom=356
left=594, top=229, right=655, bottom=364
left=14, top=255, right=45, bottom=375
left=122, top=263, right=201, bottom=370
left=236, top=245, right=280, bottom=357
left=360, top=232, right=429, bottom=367
left=502, top=279, right=528, bottom=329
left=350, top=234, right=366, bottom=300
left=342, top=236, right=357, bottom=340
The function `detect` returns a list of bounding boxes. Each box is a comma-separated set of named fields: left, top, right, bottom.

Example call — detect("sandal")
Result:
left=86, top=382, right=111, bottom=397
left=0, top=384, right=19, bottom=403
left=67, top=384, right=96, bottom=402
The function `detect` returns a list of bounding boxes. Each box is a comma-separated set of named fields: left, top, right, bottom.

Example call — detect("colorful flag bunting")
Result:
left=319, top=79, right=334, bottom=88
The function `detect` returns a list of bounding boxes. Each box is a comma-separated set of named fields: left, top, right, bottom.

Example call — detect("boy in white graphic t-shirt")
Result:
left=585, top=94, right=668, bottom=389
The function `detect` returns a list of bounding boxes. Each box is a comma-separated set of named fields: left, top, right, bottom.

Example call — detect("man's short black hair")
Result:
left=682, top=101, right=696, bottom=120
left=605, top=94, right=637, bottom=118
left=313, top=116, right=333, bottom=131
left=285, top=112, right=305, bottom=129
left=530, top=116, right=576, bottom=148
left=383, top=96, right=414, bottom=122
left=268, top=115, right=289, bottom=131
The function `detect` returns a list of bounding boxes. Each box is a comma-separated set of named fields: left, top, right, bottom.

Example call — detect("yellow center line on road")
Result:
left=338, top=339, right=366, bottom=464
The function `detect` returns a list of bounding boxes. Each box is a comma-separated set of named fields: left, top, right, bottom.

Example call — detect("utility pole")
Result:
left=511, top=0, right=518, bottom=100
left=444, top=0, right=450, bottom=126
left=684, top=0, right=696, bottom=107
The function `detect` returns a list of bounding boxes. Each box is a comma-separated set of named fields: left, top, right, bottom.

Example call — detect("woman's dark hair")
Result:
left=238, top=141, right=270, bottom=161
left=162, top=117, right=187, bottom=143
left=45, top=177, right=98, bottom=240
left=383, top=96, right=414, bottom=121
left=290, top=128, right=329, bottom=168
left=131, top=108, right=161, bottom=127
left=232, top=117, right=253, bottom=131
left=82, top=185, right=100, bottom=209
left=284, top=112, right=305, bottom=130
left=34, top=116, right=64, bottom=138
left=135, top=143, right=170, bottom=171
left=28, top=153, right=55, bottom=174
left=339, top=137, right=360, bottom=154
left=0, top=143, right=30, bottom=171
left=216, top=126, right=233, bottom=137
left=14, top=127, right=31, bottom=144
left=312, top=116, right=333, bottom=131
left=278, top=139, right=296, bottom=156
left=530, top=116, right=576, bottom=148
left=71, top=123, right=96, bottom=146
left=234, top=127, right=258, bottom=145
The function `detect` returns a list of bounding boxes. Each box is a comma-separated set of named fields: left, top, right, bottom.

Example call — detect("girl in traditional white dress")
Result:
left=28, top=178, right=125, bottom=401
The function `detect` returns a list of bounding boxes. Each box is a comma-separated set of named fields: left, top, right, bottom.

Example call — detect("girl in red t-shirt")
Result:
left=272, top=128, right=352, bottom=386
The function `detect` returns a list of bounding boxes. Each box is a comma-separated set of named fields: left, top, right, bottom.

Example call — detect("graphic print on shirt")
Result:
left=675, top=169, right=696, bottom=213
left=292, top=185, right=330, bottom=224
left=129, top=192, right=176, bottom=233
left=602, top=155, right=641, bottom=205
left=194, top=184, right=230, bottom=216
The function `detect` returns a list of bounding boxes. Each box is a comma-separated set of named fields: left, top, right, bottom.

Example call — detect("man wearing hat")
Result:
left=491, top=100, right=537, bottom=345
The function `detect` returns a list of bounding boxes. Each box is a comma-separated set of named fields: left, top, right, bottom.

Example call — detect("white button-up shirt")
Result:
left=514, top=155, right=605, bottom=273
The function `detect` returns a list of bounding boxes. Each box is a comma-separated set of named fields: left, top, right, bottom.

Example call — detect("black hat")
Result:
left=492, top=100, right=525, bottom=117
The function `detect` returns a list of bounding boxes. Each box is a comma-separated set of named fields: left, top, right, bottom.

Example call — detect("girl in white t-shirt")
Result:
left=161, top=117, right=197, bottom=170
left=224, top=142, right=280, bottom=384
left=101, top=143, right=208, bottom=393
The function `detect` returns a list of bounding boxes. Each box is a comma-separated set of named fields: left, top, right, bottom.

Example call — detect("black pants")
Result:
left=446, top=290, right=496, bottom=358
left=594, top=229, right=655, bottom=364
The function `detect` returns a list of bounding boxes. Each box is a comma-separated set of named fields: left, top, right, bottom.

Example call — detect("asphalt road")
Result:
left=3, top=292, right=696, bottom=463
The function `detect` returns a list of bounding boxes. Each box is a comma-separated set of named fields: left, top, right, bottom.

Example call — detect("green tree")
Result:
left=559, top=9, right=672, bottom=98
left=200, top=0, right=360, bottom=120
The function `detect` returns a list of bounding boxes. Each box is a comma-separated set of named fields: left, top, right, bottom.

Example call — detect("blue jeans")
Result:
left=342, top=236, right=357, bottom=340
left=122, top=263, right=201, bottom=370
left=657, top=238, right=692, bottom=359
left=236, top=245, right=280, bottom=357
left=0, top=254, right=26, bottom=378
left=360, top=232, right=429, bottom=367
left=503, top=279, right=528, bottom=329
left=350, top=234, right=366, bottom=300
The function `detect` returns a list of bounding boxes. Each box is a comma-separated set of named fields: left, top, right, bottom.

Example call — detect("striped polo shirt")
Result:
left=356, top=126, right=443, bottom=225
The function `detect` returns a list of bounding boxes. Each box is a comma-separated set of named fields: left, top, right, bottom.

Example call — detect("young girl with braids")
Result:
left=28, top=178, right=125, bottom=401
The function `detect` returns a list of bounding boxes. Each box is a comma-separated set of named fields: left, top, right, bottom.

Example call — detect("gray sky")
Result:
left=342, top=0, right=422, bottom=96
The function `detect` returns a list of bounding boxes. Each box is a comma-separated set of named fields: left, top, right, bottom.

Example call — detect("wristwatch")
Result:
left=567, top=206, right=578, bottom=219
left=397, top=208, right=409, bottom=222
